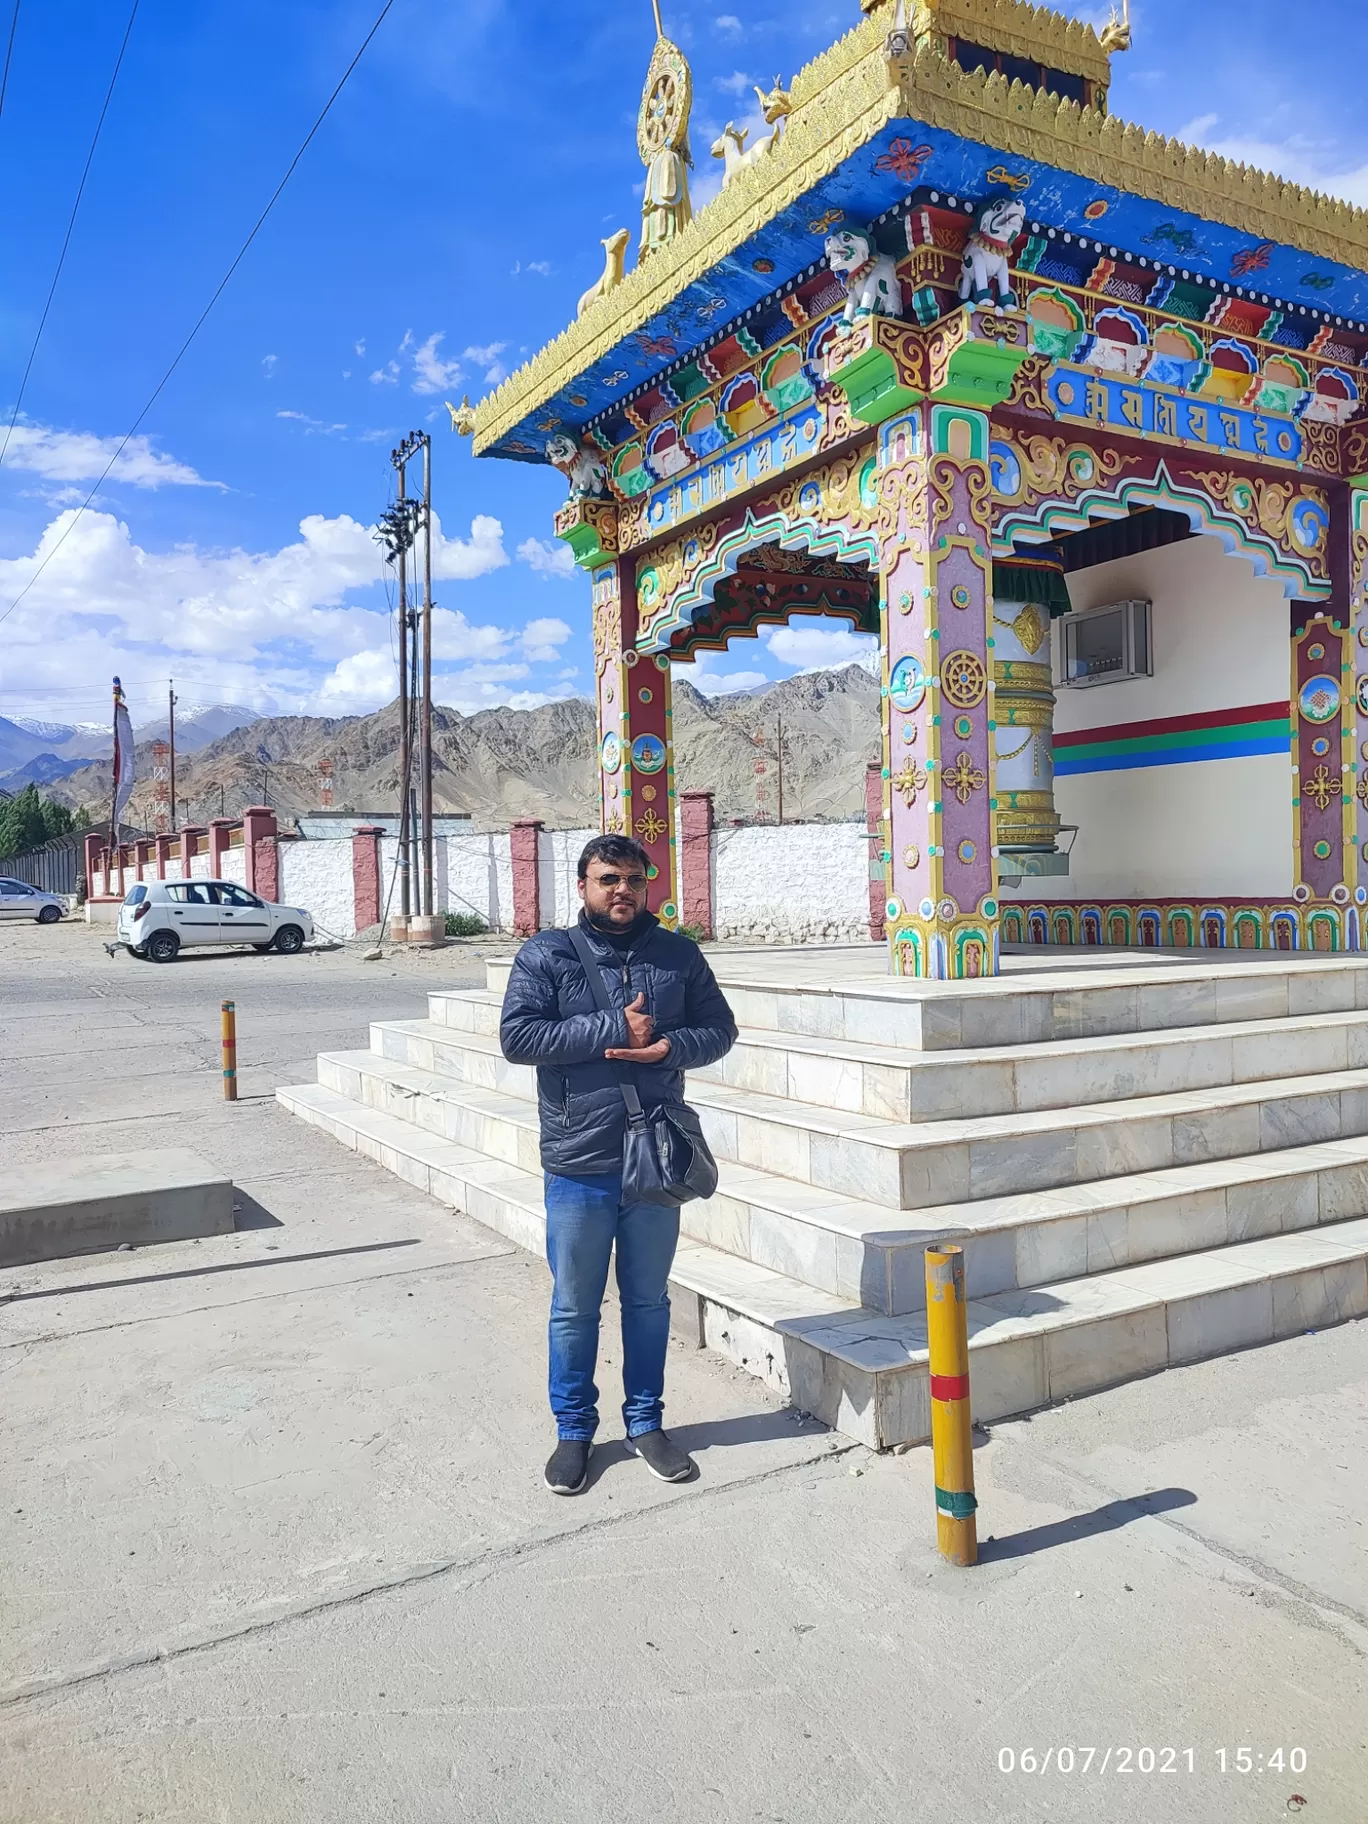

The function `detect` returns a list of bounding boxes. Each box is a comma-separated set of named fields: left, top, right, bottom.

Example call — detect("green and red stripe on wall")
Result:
left=1053, top=702, right=1291, bottom=776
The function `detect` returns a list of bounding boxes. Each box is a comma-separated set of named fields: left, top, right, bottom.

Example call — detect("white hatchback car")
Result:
left=0, top=877, right=66, bottom=922
left=118, top=879, right=315, bottom=962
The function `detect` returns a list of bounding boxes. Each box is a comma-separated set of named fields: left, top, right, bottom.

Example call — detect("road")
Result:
left=1, top=915, right=1365, bottom=1822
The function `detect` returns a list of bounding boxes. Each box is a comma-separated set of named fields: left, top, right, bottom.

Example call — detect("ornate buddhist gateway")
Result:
left=458, top=0, right=1368, bottom=978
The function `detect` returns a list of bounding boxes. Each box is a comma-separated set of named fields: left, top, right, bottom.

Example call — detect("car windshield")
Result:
left=123, top=885, right=147, bottom=905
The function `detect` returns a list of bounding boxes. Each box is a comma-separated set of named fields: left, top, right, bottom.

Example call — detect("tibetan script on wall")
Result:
left=1045, top=364, right=1303, bottom=467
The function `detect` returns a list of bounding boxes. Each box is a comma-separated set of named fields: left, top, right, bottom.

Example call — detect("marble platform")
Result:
left=279, top=946, right=1368, bottom=1447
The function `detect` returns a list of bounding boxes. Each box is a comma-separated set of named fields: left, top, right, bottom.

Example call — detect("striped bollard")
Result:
left=221, top=1000, right=238, bottom=1102
left=925, top=1244, right=977, bottom=1566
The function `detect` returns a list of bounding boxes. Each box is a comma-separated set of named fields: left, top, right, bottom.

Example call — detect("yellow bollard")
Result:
left=925, top=1243, right=977, bottom=1566
left=221, top=1000, right=237, bottom=1102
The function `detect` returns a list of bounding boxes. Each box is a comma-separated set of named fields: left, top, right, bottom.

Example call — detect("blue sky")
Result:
left=1, top=0, right=1366, bottom=727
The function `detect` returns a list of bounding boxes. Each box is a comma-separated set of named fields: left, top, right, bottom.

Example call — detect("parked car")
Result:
left=0, top=877, right=65, bottom=923
left=117, top=880, right=315, bottom=962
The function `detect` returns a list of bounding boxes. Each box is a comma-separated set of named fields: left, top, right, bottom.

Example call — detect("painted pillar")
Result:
left=209, top=818, right=234, bottom=878
left=1343, top=482, right=1368, bottom=946
left=1291, top=606, right=1352, bottom=945
left=677, top=790, right=714, bottom=939
left=242, top=805, right=278, bottom=899
left=991, top=599, right=1060, bottom=856
left=82, top=832, right=102, bottom=898
left=135, top=837, right=153, bottom=880
left=352, top=825, right=384, bottom=933
left=511, top=819, right=543, bottom=937
left=878, top=401, right=999, bottom=978
left=864, top=761, right=886, bottom=942
left=180, top=826, right=205, bottom=876
left=593, top=556, right=679, bottom=925
left=154, top=834, right=174, bottom=877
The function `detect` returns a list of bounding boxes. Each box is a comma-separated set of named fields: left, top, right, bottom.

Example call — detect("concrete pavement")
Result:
left=1, top=917, right=1364, bottom=1821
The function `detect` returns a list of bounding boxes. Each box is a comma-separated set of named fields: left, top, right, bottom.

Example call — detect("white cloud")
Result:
left=1175, top=116, right=1368, bottom=207
left=1, top=503, right=522, bottom=720
left=277, top=410, right=348, bottom=436
left=261, top=354, right=278, bottom=377
left=693, top=668, right=771, bottom=697
left=520, top=616, right=571, bottom=661
left=715, top=14, right=742, bottom=32
left=354, top=338, right=367, bottom=356
left=412, top=331, right=464, bottom=395
left=716, top=70, right=751, bottom=96
left=0, top=422, right=222, bottom=490
left=510, top=259, right=554, bottom=278
left=516, top=535, right=575, bottom=580
left=464, top=339, right=510, bottom=385
left=370, top=361, right=400, bottom=385
left=762, top=621, right=879, bottom=672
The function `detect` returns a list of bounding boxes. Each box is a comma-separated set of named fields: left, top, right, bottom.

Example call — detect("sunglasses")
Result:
left=591, top=871, right=649, bottom=891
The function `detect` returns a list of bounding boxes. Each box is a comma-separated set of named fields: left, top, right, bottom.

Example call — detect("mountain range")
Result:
left=0, top=705, right=261, bottom=790
left=34, top=668, right=881, bottom=830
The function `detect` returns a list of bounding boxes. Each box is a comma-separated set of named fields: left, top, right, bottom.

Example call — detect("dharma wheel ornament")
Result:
left=637, top=7, right=694, bottom=262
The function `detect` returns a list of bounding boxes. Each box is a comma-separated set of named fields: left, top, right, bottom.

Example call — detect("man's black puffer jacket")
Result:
left=499, top=912, right=738, bottom=1177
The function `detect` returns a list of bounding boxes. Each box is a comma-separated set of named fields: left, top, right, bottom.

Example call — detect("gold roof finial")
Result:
left=1099, top=0, right=1131, bottom=53
left=650, top=0, right=664, bottom=36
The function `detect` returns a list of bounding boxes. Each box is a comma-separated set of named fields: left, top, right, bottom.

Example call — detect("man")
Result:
left=500, top=834, right=737, bottom=1495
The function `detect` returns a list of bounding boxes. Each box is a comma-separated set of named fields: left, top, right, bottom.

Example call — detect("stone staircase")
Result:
left=279, top=948, right=1368, bottom=1449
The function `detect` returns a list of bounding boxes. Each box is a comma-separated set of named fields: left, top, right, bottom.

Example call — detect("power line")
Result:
left=0, top=0, right=397, bottom=633
left=0, top=0, right=139, bottom=472
left=0, top=2, right=19, bottom=119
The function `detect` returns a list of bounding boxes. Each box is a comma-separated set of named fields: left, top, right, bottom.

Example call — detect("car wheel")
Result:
left=273, top=924, right=305, bottom=955
left=252, top=942, right=274, bottom=953
left=146, top=930, right=180, bottom=964
left=37, top=903, right=61, bottom=924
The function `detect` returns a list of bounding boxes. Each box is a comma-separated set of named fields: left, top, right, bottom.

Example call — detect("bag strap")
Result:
left=567, top=924, right=647, bottom=1124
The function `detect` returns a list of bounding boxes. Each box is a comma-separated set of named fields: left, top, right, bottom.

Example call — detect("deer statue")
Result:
left=711, top=78, right=791, bottom=188
left=577, top=229, right=631, bottom=318
left=1099, top=0, right=1131, bottom=52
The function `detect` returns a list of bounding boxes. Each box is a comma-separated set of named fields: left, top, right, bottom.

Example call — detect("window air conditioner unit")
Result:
left=1056, top=599, right=1152, bottom=689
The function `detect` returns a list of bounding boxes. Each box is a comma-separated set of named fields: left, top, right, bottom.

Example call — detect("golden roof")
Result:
left=470, top=6, right=1368, bottom=455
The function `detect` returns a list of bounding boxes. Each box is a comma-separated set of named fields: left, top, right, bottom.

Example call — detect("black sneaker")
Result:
left=626, top=1428, right=695, bottom=1483
left=544, top=1439, right=592, bottom=1495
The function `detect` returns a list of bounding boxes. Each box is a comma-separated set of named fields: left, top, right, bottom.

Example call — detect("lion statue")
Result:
left=823, top=221, right=904, bottom=325
left=546, top=433, right=609, bottom=502
left=959, top=193, right=1027, bottom=313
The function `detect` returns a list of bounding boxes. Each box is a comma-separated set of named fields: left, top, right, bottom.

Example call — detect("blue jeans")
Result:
left=544, top=1170, right=681, bottom=1442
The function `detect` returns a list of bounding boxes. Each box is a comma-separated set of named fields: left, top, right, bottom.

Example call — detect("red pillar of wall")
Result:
left=511, top=819, right=544, bottom=937
left=154, top=835, right=174, bottom=877
left=865, top=760, right=887, bottom=943
left=209, top=819, right=234, bottom=877
left=242, top=805, right=278, bottom=899
left=135, top=838, right=153, bottom=879
left=83, top=832, right=103, bottom=898
left=180, top=826, right=205, bottom=875
left=678, top=791, right=714, bottom=939
left=352, top=826, right=383, bottom=933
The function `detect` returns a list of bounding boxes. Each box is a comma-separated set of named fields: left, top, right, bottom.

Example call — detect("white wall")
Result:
left=190, top=853, right=210, bottom=879
left=445, top=830, right=513, bottom=929
left=163, top=858, right=183, bottom=881
left=711, top=822, right=869, bottom=943
left=280, top=840, right=357, bottom=937
left=1005, top=535, right=1295, bottom=903
left=220, top=848, right=247, bottom=885
left=539, top=828, right=598, bottom=928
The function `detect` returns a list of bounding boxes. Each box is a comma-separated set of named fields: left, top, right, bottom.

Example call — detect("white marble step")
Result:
left=328, top=1042, right=1368, bottom=1212
left=685, top=955, right=1368, bottom=1052
left=420, top=995, right=1368, bottom=1122
left=316, top=1046, right=1368, bottom=1311
left=277, top=1081, right=1368, bottom=1450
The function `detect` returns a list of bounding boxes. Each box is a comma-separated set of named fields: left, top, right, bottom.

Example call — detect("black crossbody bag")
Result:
left=567, top=925, right=719, bottom=1207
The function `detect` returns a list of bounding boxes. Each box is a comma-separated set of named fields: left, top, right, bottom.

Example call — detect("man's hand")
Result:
left=623, top=991, right=654, bottom=1049
left=605, top=1036, right=672, bottom=1064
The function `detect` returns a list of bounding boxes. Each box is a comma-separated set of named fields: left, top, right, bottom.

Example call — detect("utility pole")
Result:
left=776, top=710, right=785, bottom=824
left=168, top=680, right=178, bottom=831
left=395, top=447, right=412, bottom=924
left=420, top=432, right=434, bottom=926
